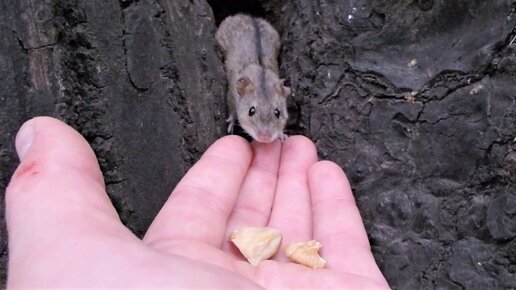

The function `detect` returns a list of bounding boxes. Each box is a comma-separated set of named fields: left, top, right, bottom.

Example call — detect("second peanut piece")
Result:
left=285, top=240, right=326, bottom=269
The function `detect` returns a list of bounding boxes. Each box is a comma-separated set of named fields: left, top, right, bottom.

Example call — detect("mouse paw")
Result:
left=226, top=115, right=235, bottom=134
left=279, top=132, right=288, bottom=142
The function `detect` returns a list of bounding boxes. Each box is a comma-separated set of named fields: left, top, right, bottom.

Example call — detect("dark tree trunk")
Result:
left=1, top=0, right=515, bottom=288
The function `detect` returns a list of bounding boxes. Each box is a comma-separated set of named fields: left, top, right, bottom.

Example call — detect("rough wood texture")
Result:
left=1, top=0, right=515, bottom=288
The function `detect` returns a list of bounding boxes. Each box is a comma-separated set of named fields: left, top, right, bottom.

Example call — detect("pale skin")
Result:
left=6, top=117, right=390, bottom=289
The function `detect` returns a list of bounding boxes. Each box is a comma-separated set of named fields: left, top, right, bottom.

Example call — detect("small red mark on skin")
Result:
left=14, top=160, right=39, bottom=178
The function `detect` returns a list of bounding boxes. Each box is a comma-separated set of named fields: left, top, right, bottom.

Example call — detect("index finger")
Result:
left=144, top=136, right=253, bottom=249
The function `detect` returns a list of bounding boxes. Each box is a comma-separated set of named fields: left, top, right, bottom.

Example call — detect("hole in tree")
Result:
left=207, top=0, right=267, bottom=25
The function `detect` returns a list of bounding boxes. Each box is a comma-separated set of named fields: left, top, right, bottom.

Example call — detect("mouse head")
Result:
left=235, top=73, right=290, bottom=143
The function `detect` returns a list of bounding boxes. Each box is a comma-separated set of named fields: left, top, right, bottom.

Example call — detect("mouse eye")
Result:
left=249, top=106, right=256, bottom=117
left=274, top=109, right=281, bottom=118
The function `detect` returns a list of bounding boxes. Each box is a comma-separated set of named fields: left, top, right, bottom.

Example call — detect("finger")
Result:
left=222, top=140, right=282, bottom=252
left=6, top=117, right=130, bottom=268
left=144, top=136, right=253, bottom=249
left=309, top=161, right=388, bottom=285
left=268, top=136, right=318, bottom=261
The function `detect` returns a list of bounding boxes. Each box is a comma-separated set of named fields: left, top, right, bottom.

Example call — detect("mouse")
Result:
left=216, top=14, right=291, bottom=143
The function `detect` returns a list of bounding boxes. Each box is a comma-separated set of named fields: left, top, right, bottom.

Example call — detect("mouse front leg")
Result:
left=278, top=131, right=287, bottom=142
left=226, top=114, right=236, bottom=134
left=226, top=91, right=237, bottom=134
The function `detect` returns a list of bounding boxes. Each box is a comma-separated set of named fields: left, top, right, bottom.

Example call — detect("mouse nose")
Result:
left=257, top=131, right=272, bottom=142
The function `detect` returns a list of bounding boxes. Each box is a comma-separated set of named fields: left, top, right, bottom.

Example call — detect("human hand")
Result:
left=6, top=117, right=389, bottom=289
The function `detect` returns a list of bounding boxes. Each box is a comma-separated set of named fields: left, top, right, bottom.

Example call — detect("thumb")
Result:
left=6, top=117, right=127, bottom=277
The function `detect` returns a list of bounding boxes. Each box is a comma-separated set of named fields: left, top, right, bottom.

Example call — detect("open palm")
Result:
left=6, top=117, right=389, bottom=289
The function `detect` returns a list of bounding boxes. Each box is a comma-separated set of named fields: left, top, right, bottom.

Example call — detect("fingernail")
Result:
left=15, top=118, right=36, bottom=161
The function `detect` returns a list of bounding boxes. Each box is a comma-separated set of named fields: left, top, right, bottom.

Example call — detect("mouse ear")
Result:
left=237, top=77, right=255, bottom=97
left=275, top=79, right=291, bottom=97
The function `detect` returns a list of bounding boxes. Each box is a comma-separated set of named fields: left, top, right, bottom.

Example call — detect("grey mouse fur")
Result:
left=216, top=14, right=290, bottom=143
